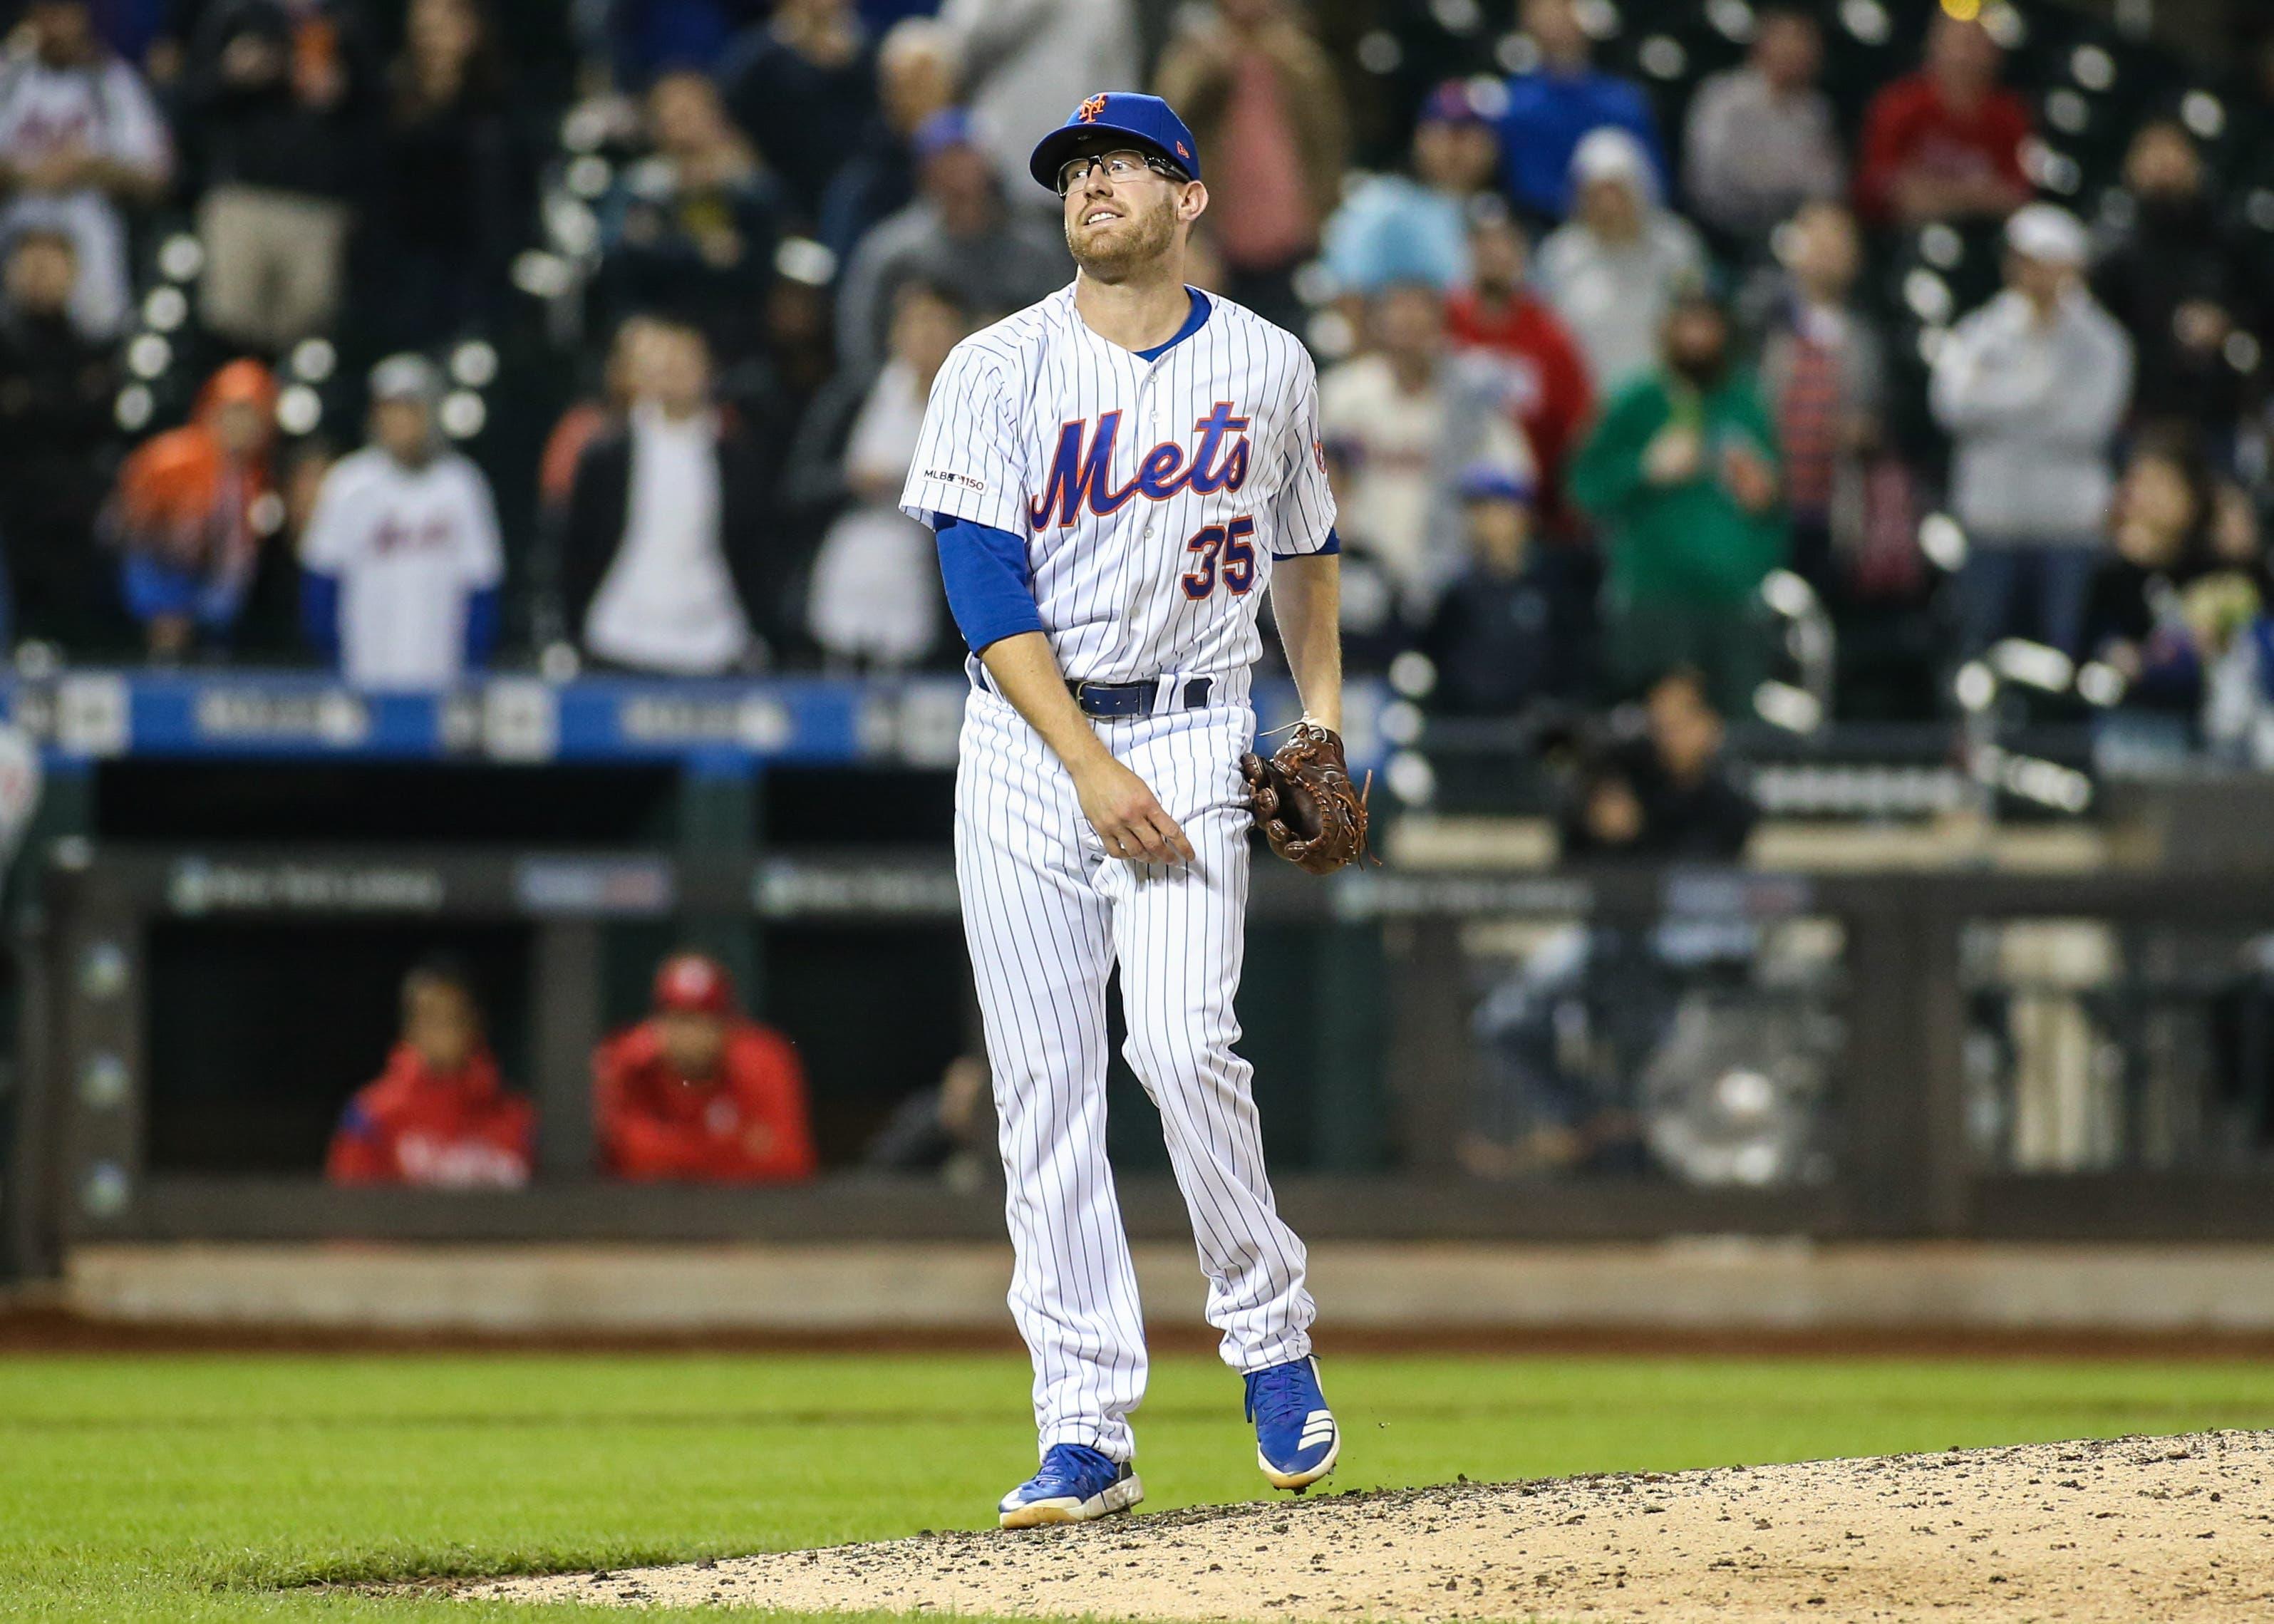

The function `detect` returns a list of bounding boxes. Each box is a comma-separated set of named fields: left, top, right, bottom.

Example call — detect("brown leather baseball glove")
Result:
left=1241, top=721, right=1369, bottom=875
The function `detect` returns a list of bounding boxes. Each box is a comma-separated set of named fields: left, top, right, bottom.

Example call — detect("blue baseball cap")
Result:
left=1456, top=462, right=1536, bottom=505
left=1028, top=92, right=1201, bottom=192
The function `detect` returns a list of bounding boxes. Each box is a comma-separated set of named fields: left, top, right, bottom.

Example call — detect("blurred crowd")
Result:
left=9, top=0, right=2274, bottom=764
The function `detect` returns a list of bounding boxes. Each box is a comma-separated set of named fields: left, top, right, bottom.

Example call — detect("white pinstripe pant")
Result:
left=956, top=682, right=1315, bottom=1464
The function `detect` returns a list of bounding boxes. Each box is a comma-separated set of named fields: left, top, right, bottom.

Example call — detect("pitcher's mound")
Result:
left=467, top=1430, right=2271, bottom=1620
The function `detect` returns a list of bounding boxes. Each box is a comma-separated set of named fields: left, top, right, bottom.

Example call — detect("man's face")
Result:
left=924, top=143, right=993, bottom=214
left=1663, top=304, right=1728, bottom=381
left=1754, top=14, right=1820, bottom=90
left=2124, top=125, right=2201, bottom=200
left=1578, top=174, right=1641, bottom=239
left=372, top=398, right=432, bottom=462
left=405, top=980, right=480, bottom=1073
left=639, top=327, right=711, bottom=413
left=1522, top=0, right=1587, bottom=61
left=1927, top=15, right=2000, bottom=90
left=649, top=72, right=725, bottom=157
left=657, top=1009, right=728, bottom=1081
left=3, top=236, right=76, bottom=315
left=1062, top=155, right=1188, bottom=277
left=1413, top=120, right=1498, bottom=192
left=2007, top=251, right=2070, bottom=307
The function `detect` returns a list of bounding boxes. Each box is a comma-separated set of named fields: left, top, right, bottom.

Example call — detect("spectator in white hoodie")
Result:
left=1534, top=126, right=1707, bottom=395
left=1930, top=204, right=2135, bottom=658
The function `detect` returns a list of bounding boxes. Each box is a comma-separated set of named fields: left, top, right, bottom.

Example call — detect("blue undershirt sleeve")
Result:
left=934, top=513, right=1044, bottom=653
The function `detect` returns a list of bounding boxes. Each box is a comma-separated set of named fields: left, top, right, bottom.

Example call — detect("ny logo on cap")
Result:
left=1077, top=94, right=1109, bottom=123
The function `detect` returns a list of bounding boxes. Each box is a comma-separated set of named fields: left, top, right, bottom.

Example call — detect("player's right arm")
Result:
left=978, top=633, right=1195, bottom=865
left=902, top=341, right=1194, bottom=866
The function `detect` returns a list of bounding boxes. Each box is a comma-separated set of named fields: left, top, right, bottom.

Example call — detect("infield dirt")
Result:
left=470, top=1429, right=2270, bottom=1621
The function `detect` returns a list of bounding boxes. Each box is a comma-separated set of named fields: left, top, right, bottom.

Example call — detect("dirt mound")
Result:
left=467, top=1430, right=2273, bottom=1621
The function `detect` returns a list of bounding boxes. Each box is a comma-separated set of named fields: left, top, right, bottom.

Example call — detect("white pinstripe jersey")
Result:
left=900, top=283, right=1337, bottom=684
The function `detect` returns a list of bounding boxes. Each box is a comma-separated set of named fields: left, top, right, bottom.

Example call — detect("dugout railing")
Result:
left=13, top=844, right=2274, bottom=1278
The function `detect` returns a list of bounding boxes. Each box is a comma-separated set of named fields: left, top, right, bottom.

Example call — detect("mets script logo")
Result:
left=1027, top=403, right=1251, bottom=529
left=1077, top=95, right=1109, bottom=123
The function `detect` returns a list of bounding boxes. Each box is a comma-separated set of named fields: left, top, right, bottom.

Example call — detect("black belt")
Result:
left=1068, top=676, right=1215, bottom=719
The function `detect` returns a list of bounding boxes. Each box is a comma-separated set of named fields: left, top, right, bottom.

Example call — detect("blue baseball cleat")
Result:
left=1246, top=1355, right=1339, bottom=1491
left=997, top=1443, right=1144, bottom=1529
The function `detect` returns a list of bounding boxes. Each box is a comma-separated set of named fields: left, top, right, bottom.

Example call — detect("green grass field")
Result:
left=5, top=1350, right=2274, bottom=1621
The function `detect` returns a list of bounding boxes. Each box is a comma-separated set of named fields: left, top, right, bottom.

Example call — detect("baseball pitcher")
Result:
left=900, top=91, right=1367, bottom=1529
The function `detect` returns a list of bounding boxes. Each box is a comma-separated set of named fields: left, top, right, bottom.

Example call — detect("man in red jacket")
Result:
left=1854, top=12, right=2031, bottom=227
left=594, top=952, right=818, bottom=1181
left=326, top=960, right=534, bottom=1187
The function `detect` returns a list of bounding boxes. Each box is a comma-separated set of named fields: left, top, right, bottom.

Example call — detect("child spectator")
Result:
left=106, top=357, right=280, bottom=661
left=594, top=951, right=817, bottom=1182
left=1443, top=205, right=1594, bottom=537
left=1421, top=465, right=1590, bottom=717
left=299, top=354, right=503, bottom=689
left=1534, top=128, right=1706, bottom=395
left=1571, top=291, right=1787, bottom=715
left=326, top=958, right=532, bottom=1187
left=0, top=0, right=171, bottom=339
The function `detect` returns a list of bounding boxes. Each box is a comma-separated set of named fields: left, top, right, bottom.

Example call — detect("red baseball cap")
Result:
left=652, top=953, right=733, bottom=1015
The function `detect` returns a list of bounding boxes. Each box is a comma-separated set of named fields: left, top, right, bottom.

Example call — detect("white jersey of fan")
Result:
left=300, top=446, right=504, bottom=691
left=901, top=282, right=1335, bottom=1466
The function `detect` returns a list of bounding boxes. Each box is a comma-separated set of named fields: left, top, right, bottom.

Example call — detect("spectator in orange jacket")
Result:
left=595, top=951, right=818, bottom=1182
left=105, top=356, right=280, bottom=659
left=326, top=958, right=533, bottom=1187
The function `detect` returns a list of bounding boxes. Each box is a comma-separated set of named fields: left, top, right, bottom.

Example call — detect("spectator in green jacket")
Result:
left=1570, top=289, right=1787, bottom=715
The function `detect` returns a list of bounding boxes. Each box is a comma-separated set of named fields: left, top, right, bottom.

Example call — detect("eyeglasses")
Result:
left=1057, top=150, right=1189, bottom=197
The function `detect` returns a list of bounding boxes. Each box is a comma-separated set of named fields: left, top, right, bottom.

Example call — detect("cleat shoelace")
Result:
left=1244, top=1365, right=1317, bottom=1437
